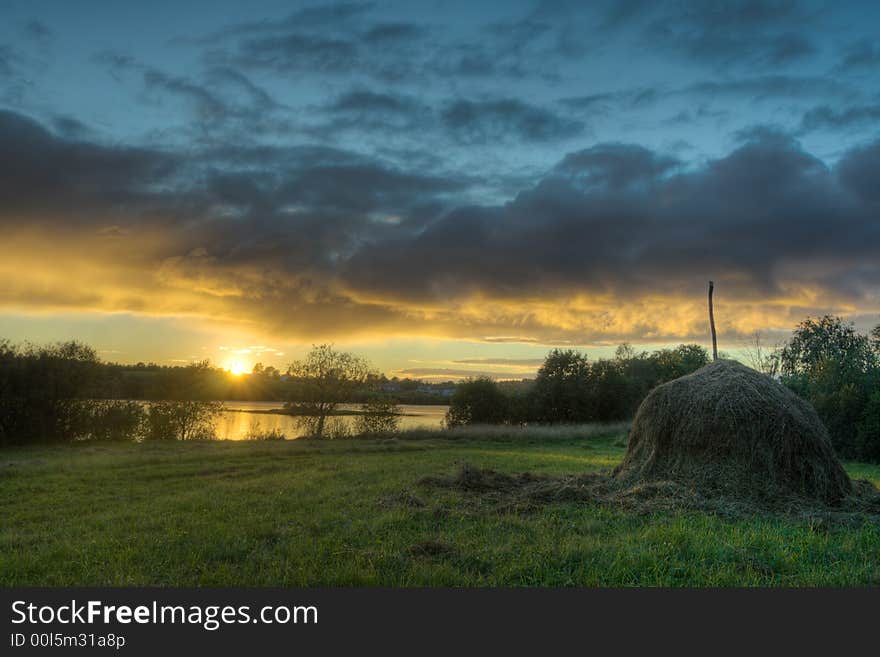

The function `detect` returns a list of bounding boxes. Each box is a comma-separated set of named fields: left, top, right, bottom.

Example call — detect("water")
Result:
left=214, top=402, right=449, bottom=440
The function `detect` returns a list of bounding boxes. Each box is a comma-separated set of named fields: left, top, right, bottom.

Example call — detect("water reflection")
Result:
left=213, top=402, right=448, bottom=440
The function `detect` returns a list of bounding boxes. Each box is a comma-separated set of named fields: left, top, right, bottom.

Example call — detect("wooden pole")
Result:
left=708, top=280, right=718, bottom=361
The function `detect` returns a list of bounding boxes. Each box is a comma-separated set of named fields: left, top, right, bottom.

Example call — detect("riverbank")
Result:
left=2, top=426, right=879, bottom=586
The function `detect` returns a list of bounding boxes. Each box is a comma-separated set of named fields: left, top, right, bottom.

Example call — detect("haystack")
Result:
left=614, top=360, right=852, bottom=504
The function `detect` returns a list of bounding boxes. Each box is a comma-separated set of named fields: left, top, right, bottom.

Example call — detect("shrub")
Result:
left=857, top=391, right=880, bottom=462
left=445, top=377, right=509, bottom=427
left=355, top=397, right=401, bottom=435
left=145, top=401, right=223, bottom=441
left=243, top=422, right=286, bottom=441
left=325, top=418, right=352, bottom=440
left=79, top=400, right=147, bottom=441
left=0, top=340, right=103, bottom=445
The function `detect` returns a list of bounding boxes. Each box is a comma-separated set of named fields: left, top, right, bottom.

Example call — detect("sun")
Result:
left=226, top=360, right=249, bottom=376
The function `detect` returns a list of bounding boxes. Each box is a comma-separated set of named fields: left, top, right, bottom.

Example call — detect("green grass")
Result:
left=1, top=427, right=879, bottom=586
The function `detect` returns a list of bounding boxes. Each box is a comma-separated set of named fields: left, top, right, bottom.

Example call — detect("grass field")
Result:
left=2, top=425, right=880, bottom=587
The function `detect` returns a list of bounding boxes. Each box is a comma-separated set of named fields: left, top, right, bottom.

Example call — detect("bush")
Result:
left=78, top=400, right=147, bottom=441
left=243, top=422, right=286, bottom=441
left=0, top=340, right=103, bottom=445
left=325, top=418, right=352, bottom=440
left=445, top=378, right=509, bottom=427
left=145, top=401, right=223, bottom=441
left=857, top=391, right=880, bottom=462
left=355, top=397, right=401, bottom=435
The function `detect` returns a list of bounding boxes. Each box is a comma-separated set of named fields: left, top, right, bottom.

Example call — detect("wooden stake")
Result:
left=708, top=280, right=718, bottom=361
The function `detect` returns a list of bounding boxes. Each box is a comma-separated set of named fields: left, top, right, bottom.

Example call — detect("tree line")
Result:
left=445, top=344, right=711, bottom=427
left=70, top=359, right=453, bottom=404
left=445, top=316, right=880, bottom=462
left=2, top=314, right=879, bottom=460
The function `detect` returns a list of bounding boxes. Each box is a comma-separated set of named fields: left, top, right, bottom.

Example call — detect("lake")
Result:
left=214, top=402, right=449, bottom=440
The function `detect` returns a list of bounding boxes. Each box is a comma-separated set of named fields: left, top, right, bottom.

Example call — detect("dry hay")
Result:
left=418, top=462, right=880, bottom=523
left=614, top=360, right=852, bottom=505
left=417, top=361, right=880, bottom=522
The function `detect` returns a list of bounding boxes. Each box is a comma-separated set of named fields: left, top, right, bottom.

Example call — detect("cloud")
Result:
left=553, top=144, right=679, bottom=190
left=799, top=104, right=880, bottom=133
left=837, top=140, right=880, bottom=202
left=642, top=0, right=818, bottom=69
left=235, top=32, right=360, bottom=74
left=2, top=109, right=880, bottom=348
left=0, top=109, right=178, bottom=217
left=0, top=45, right=15, bottom=77
left=681, top=76, right=856, bottom=101
left=442, top=99, right=584, bottom=143
left=190, top=2, right=374, bottom=43
left=340, top=130, right=880, bottom=341
left=189, top=2, right=594, bottom=83
left=24, top=20, right=52, bottom=41
left=835, top=37, right=880, bottom=72
left=363, top=22, right=426, bottom=44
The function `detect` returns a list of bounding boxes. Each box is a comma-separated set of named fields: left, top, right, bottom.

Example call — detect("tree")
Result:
left=530, top=349, right=592, bottom=423
left=286, top=345, right=374, bottom=438
left=779, top=316, right=879, bottom=458
left=651, top=344, right=710, bottom=381
left=779, top=315, right=876, bottom=377
left=857, top=390, right=880, bottom=462
left=445, top=377, right=509, bottom=427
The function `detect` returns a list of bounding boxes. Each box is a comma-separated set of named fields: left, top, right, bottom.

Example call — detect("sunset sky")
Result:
left=1, top=1, right=879, bottom=378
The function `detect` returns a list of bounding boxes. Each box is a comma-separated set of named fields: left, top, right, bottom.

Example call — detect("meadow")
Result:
left=2, top=425, right=879, bottom=587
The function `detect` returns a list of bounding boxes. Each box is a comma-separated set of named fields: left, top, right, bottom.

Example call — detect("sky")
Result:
left=1, top=0, right=879, bottom=379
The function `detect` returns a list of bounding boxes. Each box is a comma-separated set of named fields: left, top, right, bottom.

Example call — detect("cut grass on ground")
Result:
left=1, top=426, right=879, bottom=586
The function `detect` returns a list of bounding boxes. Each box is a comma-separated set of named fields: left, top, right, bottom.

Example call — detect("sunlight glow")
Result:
left=225, top=359, right=249, bottom=376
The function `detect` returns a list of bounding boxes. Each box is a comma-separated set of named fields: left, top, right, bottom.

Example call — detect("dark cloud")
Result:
left=143, top=70, right=232, bottom=123
left=835, top=38, right=880, bottom=72
left=557, top=75, right=856, bottom=126
left=198, top=5, right=425, bottom=81
left=234, top=32, right=360, bottom=74
left=682, top=75, right=855, bottom=101
left=342, top=131, right=879, bottom=320
left=643, top=0, right=818, bottom=69
left=328, top=90, right=418, bottom=115
left=0, top=45, right=15, bottom=77
left=307, top=89, right=430, bottom=137
left=24, top=20, right=51, bottom=40
left=799, top=104, right=880, bottom=132
left=554, top=144, right=679, bottom=190
left=837, top=141, right=880, bottom=202
left=274, top=163, right=468, bottom=214
left=190, top=2, right=374, bottom=43
left=3, top=103, right=880, bottom=343
left=363, top=22, right=426, bottom=44
left=51, top=115, right=94, bottom=139
left=558, top=92, right=617, bottom=111
left=0, top=110, right=178, bottom=217
left=191, top=2, right=593, bottom=83
left=442, top=99, right=584, bottom=143
left=94, top=53, right=286, bottom=137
